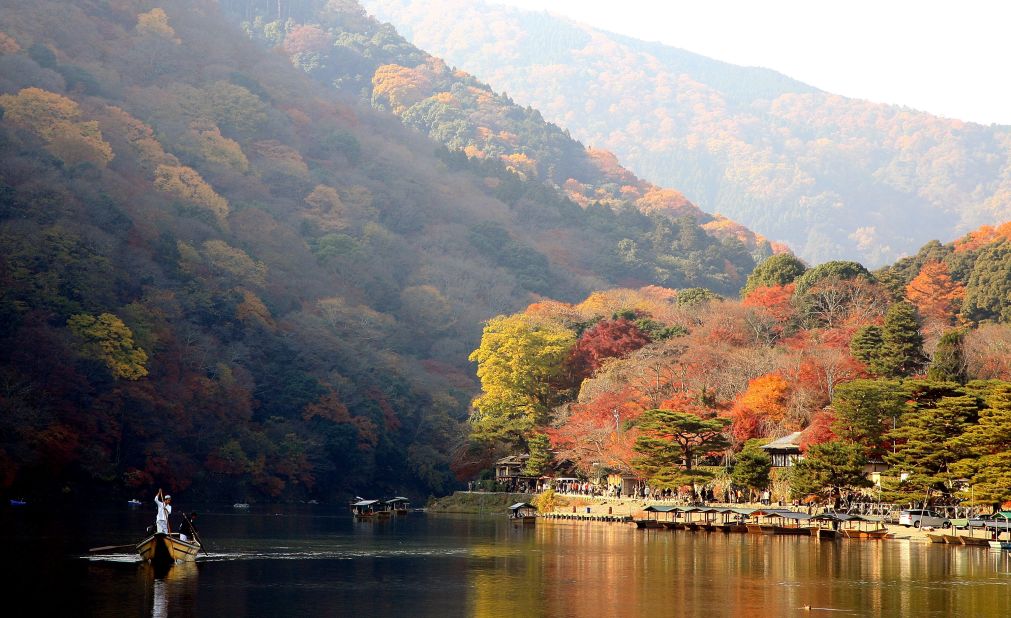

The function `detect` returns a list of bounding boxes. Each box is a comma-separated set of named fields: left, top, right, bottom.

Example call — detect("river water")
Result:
left=4, top=504, right=1010, bottom=616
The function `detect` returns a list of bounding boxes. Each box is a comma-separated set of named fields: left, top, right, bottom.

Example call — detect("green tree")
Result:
left=731, top=440, right=772, bottom=498
left=831, top=380, right=907, bottom=458
left=790, top=440, right=871, bottom=508
left=468, top=315, right=575, bottom=448
left=952, top=384, right=1011, bottom=507
left=879, top=301, right=927, bottom=377
left=850, top=325, right=885, bottom=375
left=633, top=409, right=730, bottom=499
left=792, top=260, right=872, bottom=297
left=961, top=240, right=1011, bottom=323
left=677, top=287, right=723, bottom=307
left=67, top=313, right=148, bottom=379
left=523, top=432, right=553, bottom=476
left=927, top=329, right=967, bottom=384
left=741, top=253, right=807, bottom=297
left=884, top=385, right=978, bottom=499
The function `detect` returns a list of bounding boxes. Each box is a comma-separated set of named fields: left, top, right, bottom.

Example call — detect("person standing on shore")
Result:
left=154, top=488, right=172, bottom=534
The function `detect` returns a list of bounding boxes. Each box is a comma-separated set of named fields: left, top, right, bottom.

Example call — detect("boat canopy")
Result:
left=643, top=505, right=679, bottom=513
left=386, top=497, right=410, bottom=504
left=352, top=499, right=381, bottom=507
left=509, top=502, right=536, bottom=511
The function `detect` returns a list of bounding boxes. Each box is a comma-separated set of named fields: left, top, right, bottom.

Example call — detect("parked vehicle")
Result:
left=898, top=509, right=950, bottom=528
left=967, top=512, right=1011, bottom=532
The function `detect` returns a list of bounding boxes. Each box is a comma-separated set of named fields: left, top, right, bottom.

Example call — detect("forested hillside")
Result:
left=363, top=0, right=1011, bottom=266
left=0, top=0, right=778, bottom=502
left=463, top=226, right=1011, bottom=504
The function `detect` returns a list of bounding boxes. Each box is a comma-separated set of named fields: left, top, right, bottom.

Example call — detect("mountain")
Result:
left=362, top=0, right=1011, bottom=266
left=0, top=0, right=768, bottom=501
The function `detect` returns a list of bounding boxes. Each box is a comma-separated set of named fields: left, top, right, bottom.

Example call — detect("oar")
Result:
left=181, top=514, right=204, bottom=549
left=89, top=543, right=137, bottom=553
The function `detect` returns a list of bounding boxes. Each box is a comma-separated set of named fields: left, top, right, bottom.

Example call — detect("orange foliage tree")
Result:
left=905, top=261, right=964, bottom=325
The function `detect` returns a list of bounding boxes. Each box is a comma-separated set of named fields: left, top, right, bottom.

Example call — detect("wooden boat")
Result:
left=351, top=499, right=387, bottom=519
left=958, top=535, right=990, bottom=547
left=386, top=497, right=411, bottom=515
left=840, top=528, right=889, bottom=539
left=508, top=502, right=537, bottom=524
left=814, top=527, right=838, bottom=540
left=136, top=533, right=200, bottom=567
left=988, top=540, right=1011, bottom=550
left=925, top=533, right=947, bottom=543
left=745, top=523, right=765, bottom=535
left=941, top=534, right=961, bottom=544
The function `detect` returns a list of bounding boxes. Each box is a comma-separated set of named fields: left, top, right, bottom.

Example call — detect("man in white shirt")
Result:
left=154, top=488, right=172, bottom=534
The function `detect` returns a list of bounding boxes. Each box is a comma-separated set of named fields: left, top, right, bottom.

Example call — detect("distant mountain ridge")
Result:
left=363, top=0, right=1011, bottom=266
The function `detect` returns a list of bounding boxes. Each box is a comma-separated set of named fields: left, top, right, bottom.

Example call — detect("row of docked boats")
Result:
left=634, top=506, right=890, bottom=540
left=349, top=496, right=412, bottom=519
left=924, top=530, right=1011, bottom=550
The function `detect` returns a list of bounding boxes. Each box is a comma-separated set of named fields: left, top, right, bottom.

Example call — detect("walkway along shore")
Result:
left=535, top=497, right=973, bottom=544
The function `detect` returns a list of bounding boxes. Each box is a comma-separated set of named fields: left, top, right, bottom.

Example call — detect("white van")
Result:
left=898, top=509, right=950, bottom=528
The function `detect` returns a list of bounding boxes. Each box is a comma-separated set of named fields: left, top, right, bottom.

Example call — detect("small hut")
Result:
left=761, top=432, right=803, bottom=467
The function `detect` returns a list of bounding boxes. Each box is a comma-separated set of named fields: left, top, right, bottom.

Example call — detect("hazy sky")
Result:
left=492, top=0, right=1011, bottom=126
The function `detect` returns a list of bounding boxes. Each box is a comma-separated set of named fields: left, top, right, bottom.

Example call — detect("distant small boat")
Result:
left=127, top=499, right=143, bottom=507
left=233, top=503, right=250, bottom=509
left=508, top=502, right=537, bottom=524
left=307, top=499, right=319, bottom=505
left=988, top=540, right=1011, bottom=550
left=136, top=533, right=200, bottom=568
left=350, top=499, right=386, bottom=519
left=9, top=499, right=26, bottom=506
left=925, top=533, right=946, bottom=543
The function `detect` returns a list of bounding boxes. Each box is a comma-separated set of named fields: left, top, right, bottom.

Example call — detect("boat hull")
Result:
left=925, top=533, right=946, bottom=544
left=841, top=528, right=888, bottom=539
left=136, top=533, right=200, bottom=567
left=988, top=541, right=1011, bottom=550
left=959, top=535, right=990, bottom=547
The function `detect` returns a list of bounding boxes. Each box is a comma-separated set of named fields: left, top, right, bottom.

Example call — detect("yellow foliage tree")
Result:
left=372, top=64, right=432, bottom=113
left=188, top=120, right=248, bottom=172
left=202, top=240, right=267, bottom=287
left=153, top=164, right=229, bottom=224
left=0, top=88, right=114, bottom=167
left=67, top=313, right=149, bottom=380
left=468, top=314, right=576, bottom=446
left=136, top=8, right=181, bottom=43
left=303, top=184, right=347, bottom=231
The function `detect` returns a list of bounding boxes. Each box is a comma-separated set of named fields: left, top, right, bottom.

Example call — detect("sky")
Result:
left=491, top=0, right=1011, bottom=126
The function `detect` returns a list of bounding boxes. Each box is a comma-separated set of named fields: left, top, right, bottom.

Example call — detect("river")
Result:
left=4, top=504, right=1010, bottom=616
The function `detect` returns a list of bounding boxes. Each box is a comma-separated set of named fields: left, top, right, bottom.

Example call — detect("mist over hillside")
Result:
left=363, top=0, right=1011, bottom=266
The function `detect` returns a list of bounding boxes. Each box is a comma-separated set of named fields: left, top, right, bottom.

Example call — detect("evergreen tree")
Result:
left=952, top=384, right=1011, bottom=506
left=633, top=409, right=730, bottom=499
left=850, top=325, right=885, bottom=375
left=884, top=388, right=978, bottom=499
left=879, top=301, right=927, bottom=377
left=790, top=440, right=871, bottom=509
left=741, top=253, right=807, bottom=297
left=961, top=240, right=1011, bottom=323
left=523, top=432, right=553, bottom=476
left=927, top=329, right=967, bottom=384
left=832, top=380, right=908, bottom=458
left=730, top=440, right=772, bottom=498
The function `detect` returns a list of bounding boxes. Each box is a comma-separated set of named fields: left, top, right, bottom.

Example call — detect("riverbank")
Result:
left=427, top=491, right=534, bottom=513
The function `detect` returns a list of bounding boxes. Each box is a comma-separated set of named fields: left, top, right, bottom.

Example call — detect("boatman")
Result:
left=154, top=488, right=172, bottom=534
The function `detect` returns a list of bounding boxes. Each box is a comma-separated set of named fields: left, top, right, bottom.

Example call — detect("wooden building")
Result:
left=761, top=432, right=803, bottom=467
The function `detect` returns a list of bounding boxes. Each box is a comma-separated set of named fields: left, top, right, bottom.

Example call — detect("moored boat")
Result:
left=988, top=540, right=1011, bottom=550
left=508, top=502, right=537, bottom=524
left=958, top=535, right=990, bottom=547
left=924, top=533, right=946, bottom=543
left=136, top=532, right=200, bottom=567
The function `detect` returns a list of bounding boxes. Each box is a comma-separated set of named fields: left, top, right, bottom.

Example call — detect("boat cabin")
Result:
left=508, top=502, right=537, bottom=520
left=351, top=499, right=385, bottom=517
left=386, top=497, right=411, bottom=514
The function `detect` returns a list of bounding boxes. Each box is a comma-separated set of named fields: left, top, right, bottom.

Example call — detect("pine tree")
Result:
left=927, top=329, right=967, bottom=384
left=790, top=441, right=871, bottom=509
left=850, top=325, right=885, bottom=375
left=523, top=433, right=553, bottom=476
left=879, top=301, right=927, bottom=377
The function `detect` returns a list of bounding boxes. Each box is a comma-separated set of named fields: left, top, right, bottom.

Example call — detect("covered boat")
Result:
left=508, top=502, right=537, bottom=523
left=136, top=533, right=200, bottom=567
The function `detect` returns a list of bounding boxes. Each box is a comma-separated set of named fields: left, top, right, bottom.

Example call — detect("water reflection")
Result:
left=147, top=562, right=198, bottom=618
